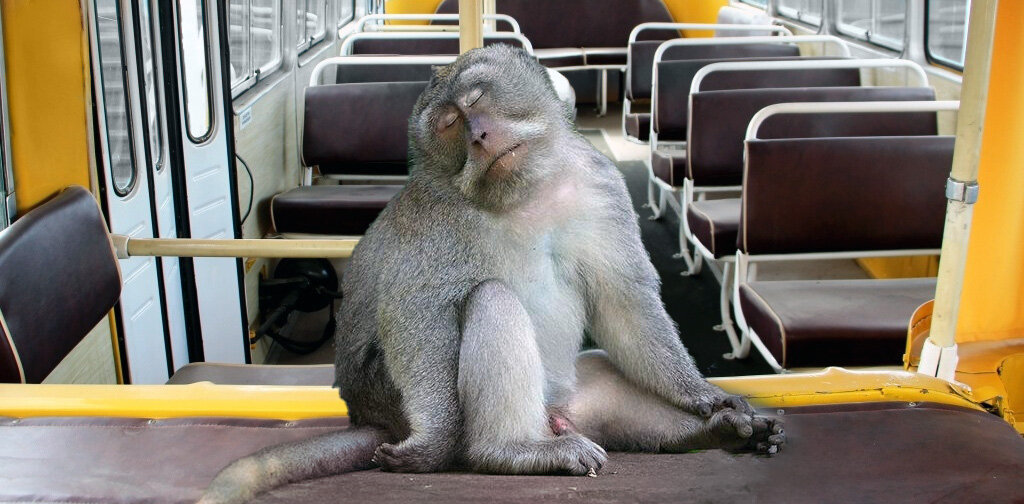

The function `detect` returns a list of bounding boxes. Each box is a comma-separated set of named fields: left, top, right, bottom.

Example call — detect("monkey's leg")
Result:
left=456, top=280, right=607, bottom=475
left=570, top=351, right=785, bottom=454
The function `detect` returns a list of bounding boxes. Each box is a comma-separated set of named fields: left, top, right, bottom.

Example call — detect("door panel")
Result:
left=90, top=0, right=171, bottom=383
left=172, top=0, right=248, bottom=364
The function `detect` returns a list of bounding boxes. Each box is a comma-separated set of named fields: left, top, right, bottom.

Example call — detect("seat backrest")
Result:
left=334, top=63, right=435, bottom=85
left=629, top=42, right=800, bottom=101
left=739, top=135, right=954, bottom=255
left=349, top=35, right=527, bottom=56
left=686, top=86, right=937, bottom=186
left=302, top=81, right=427, bottom=176
left=652, top=56, right=852, bottom=138
left=436, top=0, right=674, bottom=49
left=0, top=186, right=121, bottom=383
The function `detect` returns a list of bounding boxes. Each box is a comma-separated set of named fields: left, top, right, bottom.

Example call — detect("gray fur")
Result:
left=199, top=45, right=782, bottom=504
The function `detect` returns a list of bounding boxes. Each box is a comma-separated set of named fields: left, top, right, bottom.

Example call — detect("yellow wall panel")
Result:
left=663, top=0, right=727, bottom=37
left=956, top=4, right=1024, bottom=342
left=2, top=0, right=92, bottom=215
left=384, top=0, right=442, bottom=23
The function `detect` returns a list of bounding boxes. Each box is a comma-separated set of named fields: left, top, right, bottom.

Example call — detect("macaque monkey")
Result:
left=200, top=45, right=783, bottom=504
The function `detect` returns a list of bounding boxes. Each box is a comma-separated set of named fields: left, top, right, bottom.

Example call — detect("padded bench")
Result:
left=271, top=80, right=427, bottom=237
left=683, top=85, right=939, bottom=259
left=736, top=134, right=954, bottom=369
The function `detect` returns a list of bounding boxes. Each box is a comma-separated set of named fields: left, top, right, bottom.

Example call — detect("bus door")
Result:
left=89, top=0, right=173, bottom=383
left=163, top=0, right=249, bottom=365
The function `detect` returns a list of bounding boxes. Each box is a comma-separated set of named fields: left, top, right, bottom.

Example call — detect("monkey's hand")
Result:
left=681, top=387, right=755, bottom=419
left=372, top=435, right=455, bottom=473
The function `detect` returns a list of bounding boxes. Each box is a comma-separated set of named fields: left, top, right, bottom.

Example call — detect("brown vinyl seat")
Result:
left=3, top=401, right=1023, bottom=502
left=349, top=35, right=530, bottom=57
left=166, top=363, right=334, bottom=385
left=271, top=80, right=426, bottom=236
left=737, top=135, right=954, bottom=368
left=682, top=86, right=940, bottom=262
left=0, top=187, right=121, bottom=383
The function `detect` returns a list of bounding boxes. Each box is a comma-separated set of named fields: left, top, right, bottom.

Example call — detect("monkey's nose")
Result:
left=467, top=115, right=494, bottom=149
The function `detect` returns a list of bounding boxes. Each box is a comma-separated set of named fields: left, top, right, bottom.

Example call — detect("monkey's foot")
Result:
left=684, top=392, right=755, bottom=419
left=373, top=439, right=451, bottom=473
left=546, top=434, right=608, bottom=476
left=714, top=412, right=785, bottom=455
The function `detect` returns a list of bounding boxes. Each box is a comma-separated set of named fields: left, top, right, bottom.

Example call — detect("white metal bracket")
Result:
left=945, top=178, right=979, bottom=204
left=918, top=339, right=959, bottom=381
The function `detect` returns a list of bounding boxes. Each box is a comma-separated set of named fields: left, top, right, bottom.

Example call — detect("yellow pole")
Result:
left=458, top=0, right=482, bottom=53
left=111, top=236, right=359, bottom=259
left=922, top=0, right=999, bottom=379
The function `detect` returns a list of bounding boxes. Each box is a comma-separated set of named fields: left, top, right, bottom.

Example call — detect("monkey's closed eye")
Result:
left=441, top=111, right=459, bottom=129
left=466, top=89, right=483, bottom=107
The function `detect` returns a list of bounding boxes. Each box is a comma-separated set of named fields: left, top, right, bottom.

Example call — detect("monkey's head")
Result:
left=408, top=44, right=576, bottom=213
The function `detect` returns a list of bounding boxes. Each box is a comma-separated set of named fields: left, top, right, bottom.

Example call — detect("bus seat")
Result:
left=166, top=363, right=334, bottom=385
left=349, top=35, right=529, bottom=57
left=271, top=81, right=426, bottom=237
left=0, top=186, right=121, bottom=383
left=436, top=0, right=675, bottom=68
left=683, top=86, right=938, bottom=259
left=736, top=135, right=953, bottom=368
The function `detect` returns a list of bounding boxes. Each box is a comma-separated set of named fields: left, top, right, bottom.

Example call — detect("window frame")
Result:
left=95, top=0, right=140, bottom=197
left=136, top=0, right=166, bottom=173
left=738, top=0, right=768, bottom=9
left=0, top=8, right=11, bottom=229
left=834, top=0, right=908, bottom=52
left=337, top=0, right=355, bottom=27
left=924, top=0, right=968, bottom=71
left=176, top=0, right=216, bottom=143
left=229, top=0, right=284, bottom=98
left=775, top=0, right=824, bottom=28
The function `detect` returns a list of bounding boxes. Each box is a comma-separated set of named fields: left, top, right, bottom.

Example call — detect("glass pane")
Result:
left=228, top=0, right=250, bottom=88
left=777, top=0, right=823, bottom=27
left=838, top=0, right=907, bottom=50
left=95, top=0, right=137, bottom=196
left=138, top=0, right=163, bottom=171
left=251, top=0, right=282, bottom=74
left=309, top=0, right=326, bottom=42
left=338, top=0, right=354, bottom=26
left=740, top=0, right=767, bottom=8
left=177, top=0, right=212, bottom=141
left=296, top=4, right=307, bottom=48
left=927, top=0, right=968, bottom=69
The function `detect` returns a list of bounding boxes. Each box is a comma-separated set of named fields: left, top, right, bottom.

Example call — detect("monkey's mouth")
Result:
left=486, top=142, right=527, bottom=176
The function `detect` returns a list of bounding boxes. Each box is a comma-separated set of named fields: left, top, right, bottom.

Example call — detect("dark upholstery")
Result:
left=271, top=185, right=402, bottom=235
left=738, top=279, right=937, bottom=367
left=688, top=86, right=938, bottom=186
left=624, top=112, right=650, bottom=141
left=740, top=136, right=953, bottom=255
left=686, top=198, right=741, bottom=258
left=4, top=402, right=1024, bottom=502
left=302, top=81, right=426, bottom=176
left=0, top=187, right=121, bottom=383
left=629, top=41, right=799, bottom=101
left=650, top=150, right=685, bottom=186
left=334, top=63, right=435, bottom=84
left=652, top=57, right=849, bottom=140
left=436, top=0, right=674, bottom=52
left=349, top=36, right=527, bottom=56
left=533, top=48, right=586, bottom=68
left=167, top=363, right=335, bottom=386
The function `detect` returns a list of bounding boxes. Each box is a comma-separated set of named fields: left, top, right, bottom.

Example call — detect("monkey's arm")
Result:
left=374, top=294, right=463, bottom=472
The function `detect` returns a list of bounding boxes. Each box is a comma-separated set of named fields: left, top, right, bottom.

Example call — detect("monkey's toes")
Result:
left=553, top=434, right=607, bottom=476
left=732, top=415, right=785, bottom=455
left=714, top=394, right=755, bottom=416
left=373, top=442, right=445, bottom=473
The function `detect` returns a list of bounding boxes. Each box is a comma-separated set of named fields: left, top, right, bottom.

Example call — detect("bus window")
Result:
left=337, top=0, right=354, bottom=27
left=138, top=0, right=163, bottom=171
left=739, top=0, right=768, bottom=8
left=297, top=0, right=327, bottom=53
left=229, top=1, right=282, bottom=97
left=95, top=0, right=137, bottom=196
left=177, top=0, right=213, bottom=142
left=926, top=0, right=968, bottom=70
left=776, top=0, right=823, bottom=28
left=836, top=0, right=907, bottom=51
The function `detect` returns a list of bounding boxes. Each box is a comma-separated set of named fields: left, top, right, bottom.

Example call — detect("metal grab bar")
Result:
left=690, top=59, right=931, bottom=95
left=354, top=13, right=521, bottom=34
left=309, top=55, right=456, bottom=87
left=628, top=22, right=792, bottom=45
left=110, top=236, right=359, bottom=259
left=745, top=100, right=961, bottom=141
left=338, top=31, right=534, bottom=57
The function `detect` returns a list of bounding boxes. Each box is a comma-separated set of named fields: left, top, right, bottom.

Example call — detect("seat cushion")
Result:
left=271, top=185, right=402, bottom=236
left=166, top=363, right=334, bottom=386
left=582, top=47, right=628, bottom=66
left=686, top=198, right=740, bottom=258
left=625, top=113, right=650, bottom=142
left=650, top=150, right=685, bottom=187
left=738, top=278, right=937, bottom=368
